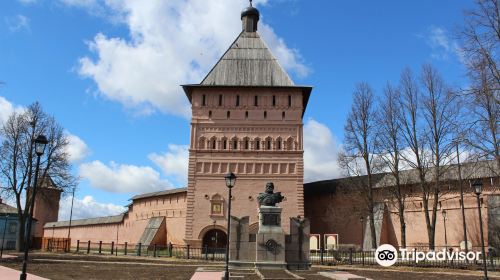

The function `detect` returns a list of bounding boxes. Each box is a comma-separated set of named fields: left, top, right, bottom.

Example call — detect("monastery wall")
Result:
left=45, top=190, right=187, bottom=246
left=305, top=177, right=498, bottom=250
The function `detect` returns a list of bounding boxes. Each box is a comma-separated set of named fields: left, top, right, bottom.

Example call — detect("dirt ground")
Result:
left=0, top=252, right=498, bottom=280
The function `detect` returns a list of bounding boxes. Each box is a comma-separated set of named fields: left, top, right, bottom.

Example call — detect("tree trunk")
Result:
left=422, top=187, right=433, bottom=250
left=429, top=183, right=440, bottom=250
left=367, top=165, right=377, bottom=249
left=399, top=208, right=406, bottom=248
left=368, top=196, right=377, bottom=249
left=17, top=215, right=25, bottom=251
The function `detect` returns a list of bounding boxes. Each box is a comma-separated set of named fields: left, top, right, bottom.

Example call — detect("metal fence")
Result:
left=310, top=248, right=499, bottom=271
left=71, top=240, right=225, bottom=261
left=59, top=240, right=499, bottom=271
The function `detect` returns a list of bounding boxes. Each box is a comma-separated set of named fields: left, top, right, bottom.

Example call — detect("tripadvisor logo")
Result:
left=375, top=244, right=483, bottom=267
left=375, top=244, right=398, bottom=267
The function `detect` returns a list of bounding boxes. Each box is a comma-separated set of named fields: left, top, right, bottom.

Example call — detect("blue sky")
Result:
left=0, top=0, right=474, bottom=220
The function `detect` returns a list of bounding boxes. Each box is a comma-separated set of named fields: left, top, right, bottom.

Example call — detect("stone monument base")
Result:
left=254, top=261, right=288, bottom=270
left=228, top=183, right=311, bottom=271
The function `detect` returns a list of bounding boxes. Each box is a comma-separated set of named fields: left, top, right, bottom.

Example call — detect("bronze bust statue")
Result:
left=257, top=182, right=284, bottom=206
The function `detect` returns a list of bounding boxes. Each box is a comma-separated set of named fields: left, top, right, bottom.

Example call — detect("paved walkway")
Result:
left=1, top=254, right=17, bottom=259
left=190, top=271, right=223, bottom=280
left=0, top=265, right=49, bottom=280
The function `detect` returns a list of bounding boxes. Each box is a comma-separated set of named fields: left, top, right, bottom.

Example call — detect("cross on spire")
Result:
left=249, top=0, right=253, bottom=7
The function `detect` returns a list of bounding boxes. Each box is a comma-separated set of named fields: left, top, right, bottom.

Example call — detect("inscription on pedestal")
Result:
left=262, top=214, right=280, bottom=226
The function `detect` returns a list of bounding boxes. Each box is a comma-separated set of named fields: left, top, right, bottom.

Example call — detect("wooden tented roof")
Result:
left=200, top=31, right=294, bottom=87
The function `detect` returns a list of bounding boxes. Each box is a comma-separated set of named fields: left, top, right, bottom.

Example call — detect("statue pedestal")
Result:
left=255, top=206, right=286, bottom=269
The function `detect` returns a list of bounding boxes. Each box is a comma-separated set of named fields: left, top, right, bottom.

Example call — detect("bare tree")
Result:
left=0, top=102, right=75, bottom=251
left=420, top=64, right=459, bottom=250
left=375, top=82, right=408, bottom=248
left=460, top=0, right=500, bottom=102
left=339, top=82, right=379, bottom=249
left=464, top=59, right=500, bottom=171
left=398, top=68, right=433, bottom=249
left=459, top=0, right=500, bottom=171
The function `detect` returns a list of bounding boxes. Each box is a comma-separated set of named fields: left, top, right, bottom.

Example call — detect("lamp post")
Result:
left=223, top=172, right=236, bottom=280
left=360, top=216, right=364, bottom=251
left=472, top=179, right=488, bottom=280
left=442, top=209, right=448, bottom=251
left=116, top=224, right=119, bottom=256
left=212, top=220, right=217, bottom=248
left=51, top=225, right=55, bottom=251
left=1, top=214, right=9, bottom=258
left=455, top=141, right=468, bottom=257
left=20, top=134, right=48, bottom=280
left=67, top=186, right=75, bottom=252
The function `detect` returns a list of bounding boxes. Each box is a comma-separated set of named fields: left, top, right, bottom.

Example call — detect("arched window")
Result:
left=236, top=95, right=240, bottom=107
left=272, top=95, right=276, bottom=106
left=276, top=137, right=282, bottom=150
left=244, top=137, right=250, bottom=150
left=254, top=138, right=261, bottom=150
left=232, top=137, right=238, bottom=150
left=245, top=111, right=249, bottom=119
left=288, top=95, right=292, bottom=107
left=222, top=138, right=227, bottom=150
left=219, top=95, right=223, bottom=106
left=254, top=95, right=258, bottom=106
left=282, top=111, right=285, bottom=120
left=265, top=137, right=272, bottom=150
left=208, top=111, right=212, bottom=119
left=227, top=111, right=230, bottom=119
left=202, top=94, right=206, bottom=106
left=211, top=137, right=217, bottom=150
left=264, top=111, right=267, bottom=119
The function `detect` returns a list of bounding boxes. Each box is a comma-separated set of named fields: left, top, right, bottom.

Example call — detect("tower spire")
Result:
left=241, top=1, right=260, bottom=32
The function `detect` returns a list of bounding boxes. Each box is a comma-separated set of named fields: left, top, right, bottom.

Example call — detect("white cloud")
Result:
left=425, top=26, right=463, bottom=62
left=65, top=132, right=91, bottom=162
left=74, top=0, right=309, bottom=117
left=79, top=160, right=172, bottom=193
left=303, top=119, right=342, bottom=182
left=5, top=14, right=30, bottom=32
left=58, top=194, right=126, bottom=220
left=149, top=144, right=189, bottom=186
left=0, top=96, right=25, bottom=125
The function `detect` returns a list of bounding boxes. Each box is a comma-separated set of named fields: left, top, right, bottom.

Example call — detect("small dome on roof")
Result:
left=241, top=6, right=260, bottom=20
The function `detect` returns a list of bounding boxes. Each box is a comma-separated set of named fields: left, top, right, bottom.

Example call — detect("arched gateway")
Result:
left=202, top=229, right=227, bottom=249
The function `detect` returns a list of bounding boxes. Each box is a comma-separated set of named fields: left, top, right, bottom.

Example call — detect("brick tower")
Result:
left=32, top=176, right=62, bottom=247
left=182, top=3, right=312, bottom=246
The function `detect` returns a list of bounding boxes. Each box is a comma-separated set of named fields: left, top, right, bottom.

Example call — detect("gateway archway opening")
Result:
left=203, top=229, right=227, bottom=251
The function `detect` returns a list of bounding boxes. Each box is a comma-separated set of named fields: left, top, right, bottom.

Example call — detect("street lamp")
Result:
left=1, top=214, right=9, bottom=258
left=454, top=141, right=468, bottom=258
left=212, top=220, right=217, bottom=247
left=472, top=179, right=488, bottom=280
left=442, top=209, right=448, bottom=251
left=67, top=187, right=76, bottom=252
left=223, top=172, right=236, bottom=280
left=51, top=225, right=55, bottom=251
left=20, top=134, right=48, bottom=280
left=360, top=216, right=364, bottom=251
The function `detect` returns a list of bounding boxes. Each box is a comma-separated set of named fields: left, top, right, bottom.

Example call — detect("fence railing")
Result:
left=42, top=238, right=70, bottom=252
left=69, top=240, right=226, bottom=261
left=310, top=248, right=499, bottom=271
left=53, top=240, right=499, bottom=271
